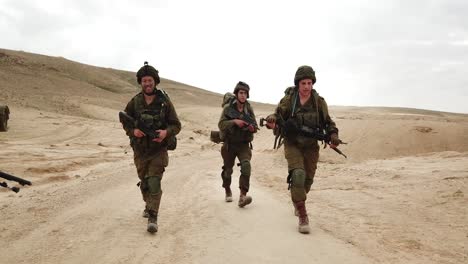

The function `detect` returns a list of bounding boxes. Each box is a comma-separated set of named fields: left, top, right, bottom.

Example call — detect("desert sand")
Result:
left=1, top=48, right=467, bottom=264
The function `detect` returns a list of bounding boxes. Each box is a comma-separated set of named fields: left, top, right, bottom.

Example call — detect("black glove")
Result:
left=330, top=133, right=340, bottom=146
left=266, top=114, right=277, bottom=123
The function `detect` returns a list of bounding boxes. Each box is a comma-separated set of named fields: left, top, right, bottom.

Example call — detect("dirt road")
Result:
left=0, top=119, right=370, bottom=263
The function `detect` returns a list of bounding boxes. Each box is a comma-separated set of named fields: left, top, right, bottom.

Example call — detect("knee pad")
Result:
left=240, top=160, right=251, bottom=176
left=146, top=176, right=161, bottom=195
left=291, top=169, right=306, bottom=188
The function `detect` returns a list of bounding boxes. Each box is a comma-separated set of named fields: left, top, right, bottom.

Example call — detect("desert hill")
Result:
left=2, top=48, right=467, bottom=161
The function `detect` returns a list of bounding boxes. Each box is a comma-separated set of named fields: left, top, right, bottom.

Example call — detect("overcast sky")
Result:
left=1, top=0, right=467, bottom=113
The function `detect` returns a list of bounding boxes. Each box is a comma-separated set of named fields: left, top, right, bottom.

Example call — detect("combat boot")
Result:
left=147, top=210, right=158, bottom=233
left=238, top=191, right=252, bottom=208
left=294, top=201, right=310, bottom=234
left=142, top=208, right=149, bottom=218
left=225, top=187, right=233, bottom=202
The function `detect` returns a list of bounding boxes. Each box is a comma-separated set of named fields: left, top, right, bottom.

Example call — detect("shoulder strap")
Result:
left=282, top=86, right=299, bottom=118
left=157, top=89, right=170, bottom=102
left=156, top=89, right=170, bottom=122
left=133, top=90, right=169, bottom=114
left=290, top=89, right=298, bottom=118
left=314, top=91, right=327, bottom=129
left=133, top=92, right=143, bottom=116
left=244, top=101, right=254, bottom=116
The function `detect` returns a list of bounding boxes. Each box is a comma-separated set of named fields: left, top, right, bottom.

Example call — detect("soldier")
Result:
left=265, top=66, right=341, bottom=234
left=121, top=62, right=181, bottom=233
left=218, top=81, right=257, bottom=207
left=0, top=105, right=10, bottom=132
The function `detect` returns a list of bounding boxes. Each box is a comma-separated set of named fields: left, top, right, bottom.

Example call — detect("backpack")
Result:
left=222, top=92, right=236, bottom=107
left=222, top=92, right=254, bottom=116
left=213, top=92, right=237, bottom=143
left=159, top=89, right=177, bottom=150
left=210, top=92, right=254, bottom=144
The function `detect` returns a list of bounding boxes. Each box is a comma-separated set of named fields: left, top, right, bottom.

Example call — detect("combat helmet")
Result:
left=233, top=81, right=250, bottom=98
left=136, top=61, right=160, bottom=85
left=294, top=65, right=316, bottom=86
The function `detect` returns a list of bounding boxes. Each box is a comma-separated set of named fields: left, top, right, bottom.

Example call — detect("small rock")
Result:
left=453, top=190, right=464, bottom=198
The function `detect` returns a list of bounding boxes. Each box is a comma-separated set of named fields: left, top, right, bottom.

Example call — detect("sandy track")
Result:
left=1, top=147, right=372, bottom=264
left=1, top=103, right=467, bottom=264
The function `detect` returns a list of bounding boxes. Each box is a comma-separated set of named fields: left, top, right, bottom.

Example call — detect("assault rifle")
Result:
left=119, top=111, right=160, bottom=140
left=260, top=117, right=347, bottom=158
left=225, top=107, right=258, bottom=130
left=0, top=171, right=32, bottom=193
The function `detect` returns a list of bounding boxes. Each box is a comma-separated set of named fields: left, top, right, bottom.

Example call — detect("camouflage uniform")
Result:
left=121, top=62, right=181, bottom=233
left=218, top=82, right=257, bottom=205
left=275, top=88, right=337, bottom=202
left=123, top=91, right=181, bottom=214
left=270, top=65, right=339, bottom=233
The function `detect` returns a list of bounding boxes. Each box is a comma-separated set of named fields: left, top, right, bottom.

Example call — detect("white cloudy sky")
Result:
left=1, top=0, right=467, bottom=113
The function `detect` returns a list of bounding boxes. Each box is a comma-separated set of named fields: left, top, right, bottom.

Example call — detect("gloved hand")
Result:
left=265, top=114, right=277, bottom=129
left=266, top=114, right=276, bottom=123
left=133, top=128, right=146, bottom=138
left=233, top=119, right=247, bottom=128
left=330, top=133, right=340, bottom=146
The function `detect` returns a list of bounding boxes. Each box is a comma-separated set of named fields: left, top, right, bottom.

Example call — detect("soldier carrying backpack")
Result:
left=217, top=81, right=257, bottom=207
left=120, top=62, right=181, bottom=234
left=265, top=65, right=342, bottom=234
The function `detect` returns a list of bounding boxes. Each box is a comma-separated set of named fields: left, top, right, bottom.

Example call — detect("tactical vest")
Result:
left=134, top=91, right=168, bottom=131
left=284, top=86, right=327, bottom=129
left=222, top=100, right=255, bottom=144
left=132, top=89, right=176, bottom=152
left=284, top=87, right=328, bottom=146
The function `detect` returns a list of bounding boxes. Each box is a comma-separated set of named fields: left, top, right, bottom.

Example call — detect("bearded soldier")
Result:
left=265, top=66, right=341, bottom=234
left=218, top=81, right=257, bottom=207
left=121, top=62, right=181, bottom=233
